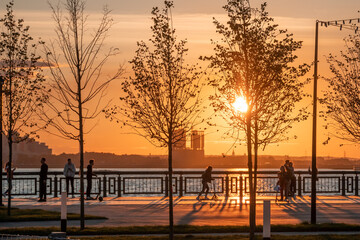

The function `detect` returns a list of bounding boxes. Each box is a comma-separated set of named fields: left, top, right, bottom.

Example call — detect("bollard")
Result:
left=263, top=200, right=271, bottom=240
left=61, top=192, right=67, bottom=232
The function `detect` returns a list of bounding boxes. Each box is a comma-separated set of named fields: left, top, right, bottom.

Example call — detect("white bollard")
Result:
left=263, top=200, right=271, bottom=240
left=61, top=192, right=67, bottom=232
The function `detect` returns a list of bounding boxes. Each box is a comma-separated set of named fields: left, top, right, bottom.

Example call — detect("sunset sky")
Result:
left=2, top=0, right=360, bottom=158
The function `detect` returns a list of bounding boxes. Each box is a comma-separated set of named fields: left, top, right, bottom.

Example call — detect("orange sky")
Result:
left=3, top=0, right=360, bottom=158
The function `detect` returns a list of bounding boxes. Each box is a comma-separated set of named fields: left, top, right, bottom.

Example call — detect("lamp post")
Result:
left=311, top=17, right=360, bottom=224
left=0, top=76, right=3, bottom=207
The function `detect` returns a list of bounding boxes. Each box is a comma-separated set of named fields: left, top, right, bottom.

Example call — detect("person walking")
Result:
left=86, top=159, right=97, bottom=200
left=63, top=158, right=76, bottom=197
left=196, top=166, right=214, bottom=200
left=39, top=158, right=48, bottom=202
left=3, top=162, right=16, bottom=197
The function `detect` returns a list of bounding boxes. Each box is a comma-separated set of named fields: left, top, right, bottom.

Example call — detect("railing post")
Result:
left=239, top=175, right=243, bottom=204
left=165, top=175, right=168, bottom=197
left=225, top=175, right=230, bottom=197
left=179, top=174, right=183, bottom=197
left=297, top=174, right=302, bottom=197
left=103, top=175, right=107, bottom=197
left=342, top=174, right=346, bottom=196
left=117, top=175, right=122, bottom=197
left=54, top=175, right=58, bottom=198
left=355, top=175, right=359, bottom=196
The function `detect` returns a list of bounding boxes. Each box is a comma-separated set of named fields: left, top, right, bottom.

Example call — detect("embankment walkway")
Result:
left=1, top=196, right=360, bottom=228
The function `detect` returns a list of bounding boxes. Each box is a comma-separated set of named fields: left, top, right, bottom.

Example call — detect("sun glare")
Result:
left=233, top=97, right=248, bottom=113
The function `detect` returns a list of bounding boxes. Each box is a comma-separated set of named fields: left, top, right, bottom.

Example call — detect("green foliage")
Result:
left=105, top=0, right=204, bottom=147
left=0, top=0, right=47, bottom=143
left=0, top=207, right=106, bottom=221
left=1, top=223, right=360, bottom=236
left=205, top=0, right=309, bottom=148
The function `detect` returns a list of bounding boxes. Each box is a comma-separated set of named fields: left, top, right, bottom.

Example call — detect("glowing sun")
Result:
left=233, top=97, right=248, bottom=113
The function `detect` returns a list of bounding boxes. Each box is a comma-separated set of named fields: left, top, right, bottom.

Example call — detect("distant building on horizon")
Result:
left=2, top=135, right=52, bottom=165
left=173, top=129, right=205, bottom=167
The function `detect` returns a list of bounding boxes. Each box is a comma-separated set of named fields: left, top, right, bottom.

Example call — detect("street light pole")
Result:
left=311, top=20, right=319, bottom=225
left=310, top=17, right=360, bottom=224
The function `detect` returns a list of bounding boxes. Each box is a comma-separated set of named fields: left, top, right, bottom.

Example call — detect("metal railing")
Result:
left=2, top=170, right=360, bottom=202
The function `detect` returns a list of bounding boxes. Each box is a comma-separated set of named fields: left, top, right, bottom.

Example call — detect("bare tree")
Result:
left=40, top=0, right=123, bottom=229
left=205, top=1, right=308, bottom=238
left=0, top=0, right=47, bottom=215
left=323, top=34, right=360, bottom=143
left=105, top=1, right=203, bottom=239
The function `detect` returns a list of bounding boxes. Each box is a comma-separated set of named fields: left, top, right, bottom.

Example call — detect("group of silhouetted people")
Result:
left=2, top=158, right=98, bottom=202
left=277, top=159, right=296, bottom=201
left=3, top=159, right=303, bottom=202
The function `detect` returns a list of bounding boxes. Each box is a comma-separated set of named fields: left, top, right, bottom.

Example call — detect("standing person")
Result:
left=277, top=166, right=287, bottom=201
left=284, top=160, right=292, bottom=199
left=196, top=166, right=214, bottom=200
left=289, top=162, right=296, bottom=197
left=39, top=158, right=48, bottom=202
left=86, top=159, right=97, bottom=200
left=3, top=162, right=16, bottom=197
left=63, top=158, right=76, bottom=198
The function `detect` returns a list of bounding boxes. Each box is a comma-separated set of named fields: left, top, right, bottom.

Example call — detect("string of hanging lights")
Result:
left=319, top=18, right=360, bottom=33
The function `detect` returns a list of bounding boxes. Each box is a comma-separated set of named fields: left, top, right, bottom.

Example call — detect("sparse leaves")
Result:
left=323, top=34, right=360, bottom=144
left=105, top=0, right=204, bottom=147
left=40, top=0, right=123, bottom=141
left=0, top=0, right=47, bottom=144
left=206, top=0, right=309, bottom=149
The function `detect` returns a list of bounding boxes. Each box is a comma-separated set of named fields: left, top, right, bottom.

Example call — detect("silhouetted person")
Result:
left=63, top=158, right=76, bottom=197
left=3, top=162, right=16, bottom=197
left=39, top=158, right=48, bottom=202
left=278, top=166, right=287, bottom=201
left=197, top=166, right=214, bottom=200
left=289, top=162, right=296, bottom=197
left=284, top=160, right=292, bottom=199
left=86, top=159, right=97, bottom=200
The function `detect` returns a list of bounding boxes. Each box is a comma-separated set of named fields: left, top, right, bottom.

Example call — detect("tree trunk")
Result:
left=72, top=4, right=85, bottom=229
left=78, top=77, right=85, bottom=230
left=246, top=111, right=255, bottom=240
left=79, top=126, right=84, bottom=229
left=7, top=137, right=12, bottom=216
left=7, top=71, right=13, bottom=216
left=253, top=115, right=259, bottom=228
left=253, top=106, right=259, bottom=228
left=168, top=141, right=174, bottom=240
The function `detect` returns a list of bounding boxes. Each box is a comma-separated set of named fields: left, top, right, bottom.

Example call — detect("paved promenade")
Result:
left=1, top=196, right=360, bottom=228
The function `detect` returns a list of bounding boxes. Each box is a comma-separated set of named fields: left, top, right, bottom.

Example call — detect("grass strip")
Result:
left=75, top=235, right=360, bottom=240
left=1, top=223, right=360, bottom=236
left=0, top=207, right=107, bottom=222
